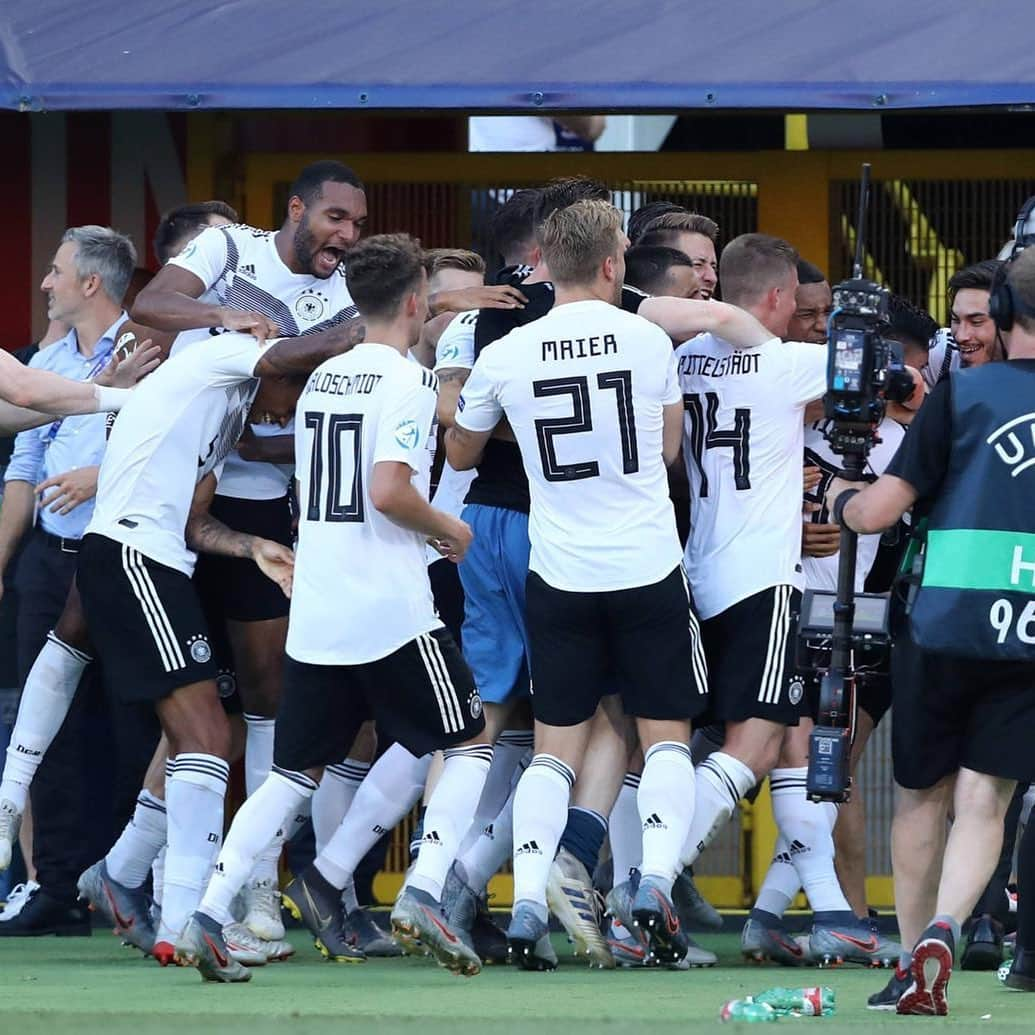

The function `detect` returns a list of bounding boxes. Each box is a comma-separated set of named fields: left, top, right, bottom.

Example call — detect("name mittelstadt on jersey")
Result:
left=541, top=334, right=618, bottom=362
left=678, top=352, right=761, bottom=377
left=305, top=371, right=383, bottom=397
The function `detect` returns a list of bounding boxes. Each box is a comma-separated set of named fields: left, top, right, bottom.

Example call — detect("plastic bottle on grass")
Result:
left=719, top=999, right=777, bottom=1023
left=754, top=986, right=836, bottom=1017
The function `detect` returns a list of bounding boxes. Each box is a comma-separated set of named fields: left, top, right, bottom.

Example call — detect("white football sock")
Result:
left=638, top=742, right=695, bottom=894
left=458, top=752, right=527, bottom=892
left=151, top=846, right=166, bottom=907
left=679, top=751, right=756, bottom=868
left=0, top=633, right=90, bottom=812
left=198, top=767, right=317, bottom=927
left=754, top=835, right=801, bottom=917
left=105, top=789, right=167, bottom=889
left=312, top=759, right=370, bottom=854
left=243, top=714, right=275, bottom=797
left=162, top=754, right=229, bottom=939
left=770, top=767, right=850, bottom=913
left=405, top=744, right=492, bottom=901
left=511, top=754, right=575, bottom=909
left=457, top=730, right=532, bottom=856
left=313, top=744, right=429, bottom=890
left=609, top=772, right=643, bottom=885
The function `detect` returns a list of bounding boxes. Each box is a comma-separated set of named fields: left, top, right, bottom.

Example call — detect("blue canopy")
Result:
left=4, top=0, right=1034, bottom=112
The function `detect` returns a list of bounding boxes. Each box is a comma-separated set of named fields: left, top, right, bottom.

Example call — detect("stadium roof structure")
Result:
left=3, top=0, right=1034, bottom=113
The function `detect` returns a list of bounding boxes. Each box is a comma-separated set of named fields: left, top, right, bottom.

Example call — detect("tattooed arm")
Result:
left=435, top=367, right=470, bottom=430
left=185, top=473, right=294, bottom=596
left=255, top=317, right=367, bottom=378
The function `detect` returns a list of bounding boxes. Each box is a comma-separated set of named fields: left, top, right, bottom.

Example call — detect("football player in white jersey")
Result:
left=673, top=233, right=831, bottom=888
left=125, top=165, right=373, bottom=943
left=73, top=313, right=364, bottom=967
left=185, top=235, right=491, bottom=983
left=448, top=200, right=721, bottom=969
left=742, top=260, right=904, bottom=969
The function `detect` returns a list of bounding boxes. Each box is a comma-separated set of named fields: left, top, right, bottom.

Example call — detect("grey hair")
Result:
left=61, top=226, right=137, bottom=304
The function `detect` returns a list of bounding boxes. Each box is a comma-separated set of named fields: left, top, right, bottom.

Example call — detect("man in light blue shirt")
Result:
left=0, top=226, right=154, bottom=937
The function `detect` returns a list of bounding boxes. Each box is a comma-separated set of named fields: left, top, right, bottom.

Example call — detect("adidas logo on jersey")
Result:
left=643, top=812, right=667, bottom=830
left=516, top=840, right=542, bottom=856
left=237, top=263, right=256, bottom=280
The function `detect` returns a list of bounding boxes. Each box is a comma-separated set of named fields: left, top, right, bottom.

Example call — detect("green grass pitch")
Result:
left=0, top=931, right=1029, bottom=1033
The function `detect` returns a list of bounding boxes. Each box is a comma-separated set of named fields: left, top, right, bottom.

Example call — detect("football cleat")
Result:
left=507, top=901, right=557, bottom=972
left=741, top=910, right=810, bottom=966
left=631, top=875, right=689, bottom=965
left=343, top=907, right=402, bottom=958
left=242, top=877, right=285, bottom=941
left=546, top=847, right=614, bottom=969
left=176, top=914, right=251, bottom=982
left=809, top=915, right=901, bottom=967
left=223, top=920, right=294, bottom=964
left=391, top=887, right=481, bottom=976
left=0, top=799, right=21, bottom=872
left=281, top=868, right=365, bottom=963
left=896, top=922, right=954, bottom=1016
left=672, top=867, right=724, bottom=932
left=867, top=965, right=912, bottom=1010
left=76, top=859, right=156, bottom=955
left=0, top=880, right=40, bottom=920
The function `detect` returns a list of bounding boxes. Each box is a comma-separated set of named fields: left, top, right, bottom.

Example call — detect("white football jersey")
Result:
left=169, top=222, right=360, bottom=500
left=88, top=333, right=268, bottom=576
left=456, top=298, right=683, bottom=593
left=427, top=311, right=478, bottom=562
left=677, top=333, right=827, bottom=619
left=287, top=343, right=443, bottom=665
left=802, top=417, right=905, bottom=592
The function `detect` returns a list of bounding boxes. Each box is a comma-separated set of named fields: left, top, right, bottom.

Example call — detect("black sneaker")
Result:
left=961, top=914, right=1003, bottom=971
left=867, top=965, right=912, bottom=1010
left=0, top=885, right=90, bottom=937
left=281, top=867, right=365, bottom=963
left=897, top=922, right=954, bottom=1016
left=1004, top=946, right=1035, bottom=991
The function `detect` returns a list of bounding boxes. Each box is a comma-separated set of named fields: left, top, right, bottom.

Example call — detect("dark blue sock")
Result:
left=558, top=806, right=607, bottom=874
left=409, top=806, right=426, bottom=863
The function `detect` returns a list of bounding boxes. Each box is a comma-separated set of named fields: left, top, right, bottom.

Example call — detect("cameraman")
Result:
left=827, top=247, right=1035, bottom=1016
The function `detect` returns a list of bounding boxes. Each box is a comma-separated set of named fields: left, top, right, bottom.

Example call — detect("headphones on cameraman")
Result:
left=988, top=196, right=1035, bottom=332
left=988, top=259, right=1035, bottom=332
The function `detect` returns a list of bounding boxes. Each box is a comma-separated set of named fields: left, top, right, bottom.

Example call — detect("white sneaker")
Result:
left=0, top=799, right=21, bottom=872
left=243, top=878, right=285, bottom=941
left=1, top=879, right=40, bottom=920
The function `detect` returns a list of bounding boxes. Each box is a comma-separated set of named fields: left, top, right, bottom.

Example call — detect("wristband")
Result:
left=832, top=488, right=860, bottom=528
left=94, top=385, right=130, bottom=413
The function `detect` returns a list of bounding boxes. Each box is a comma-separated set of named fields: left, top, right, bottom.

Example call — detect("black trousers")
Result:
left=14, top=531, right=158, bottom=901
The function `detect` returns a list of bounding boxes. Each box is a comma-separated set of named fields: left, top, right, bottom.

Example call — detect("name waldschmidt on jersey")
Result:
left=304, top=371, right=384, bottom=398
left=541, top=334, right=618, bottom=361
left=678, top=351, right=761, bottom=377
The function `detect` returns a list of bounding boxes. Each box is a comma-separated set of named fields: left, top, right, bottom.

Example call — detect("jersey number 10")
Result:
left=532, top=372, right=638, bottom=482
left=303, top=411, right=364, bottom=522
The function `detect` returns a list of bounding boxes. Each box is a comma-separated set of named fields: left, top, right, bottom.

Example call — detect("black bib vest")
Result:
left=911, top=363, right=1035, bottom=659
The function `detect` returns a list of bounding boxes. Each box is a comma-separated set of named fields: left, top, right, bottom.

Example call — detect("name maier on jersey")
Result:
left=676, top=331, right=828, bottom=621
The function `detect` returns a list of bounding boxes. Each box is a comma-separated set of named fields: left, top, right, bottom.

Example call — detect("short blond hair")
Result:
left=1008, top=247, right=1035, bottom=332
left=539, top=200, right=624, bottom=286
left=422, top=248, right=486, bottom=279
left=640, top=210, right=719, bottom=245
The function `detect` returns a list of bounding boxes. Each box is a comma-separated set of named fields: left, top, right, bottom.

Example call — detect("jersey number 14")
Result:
left=683, top=391, right=751, bottom=498
left=303, top=411, right=364, bottom=522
